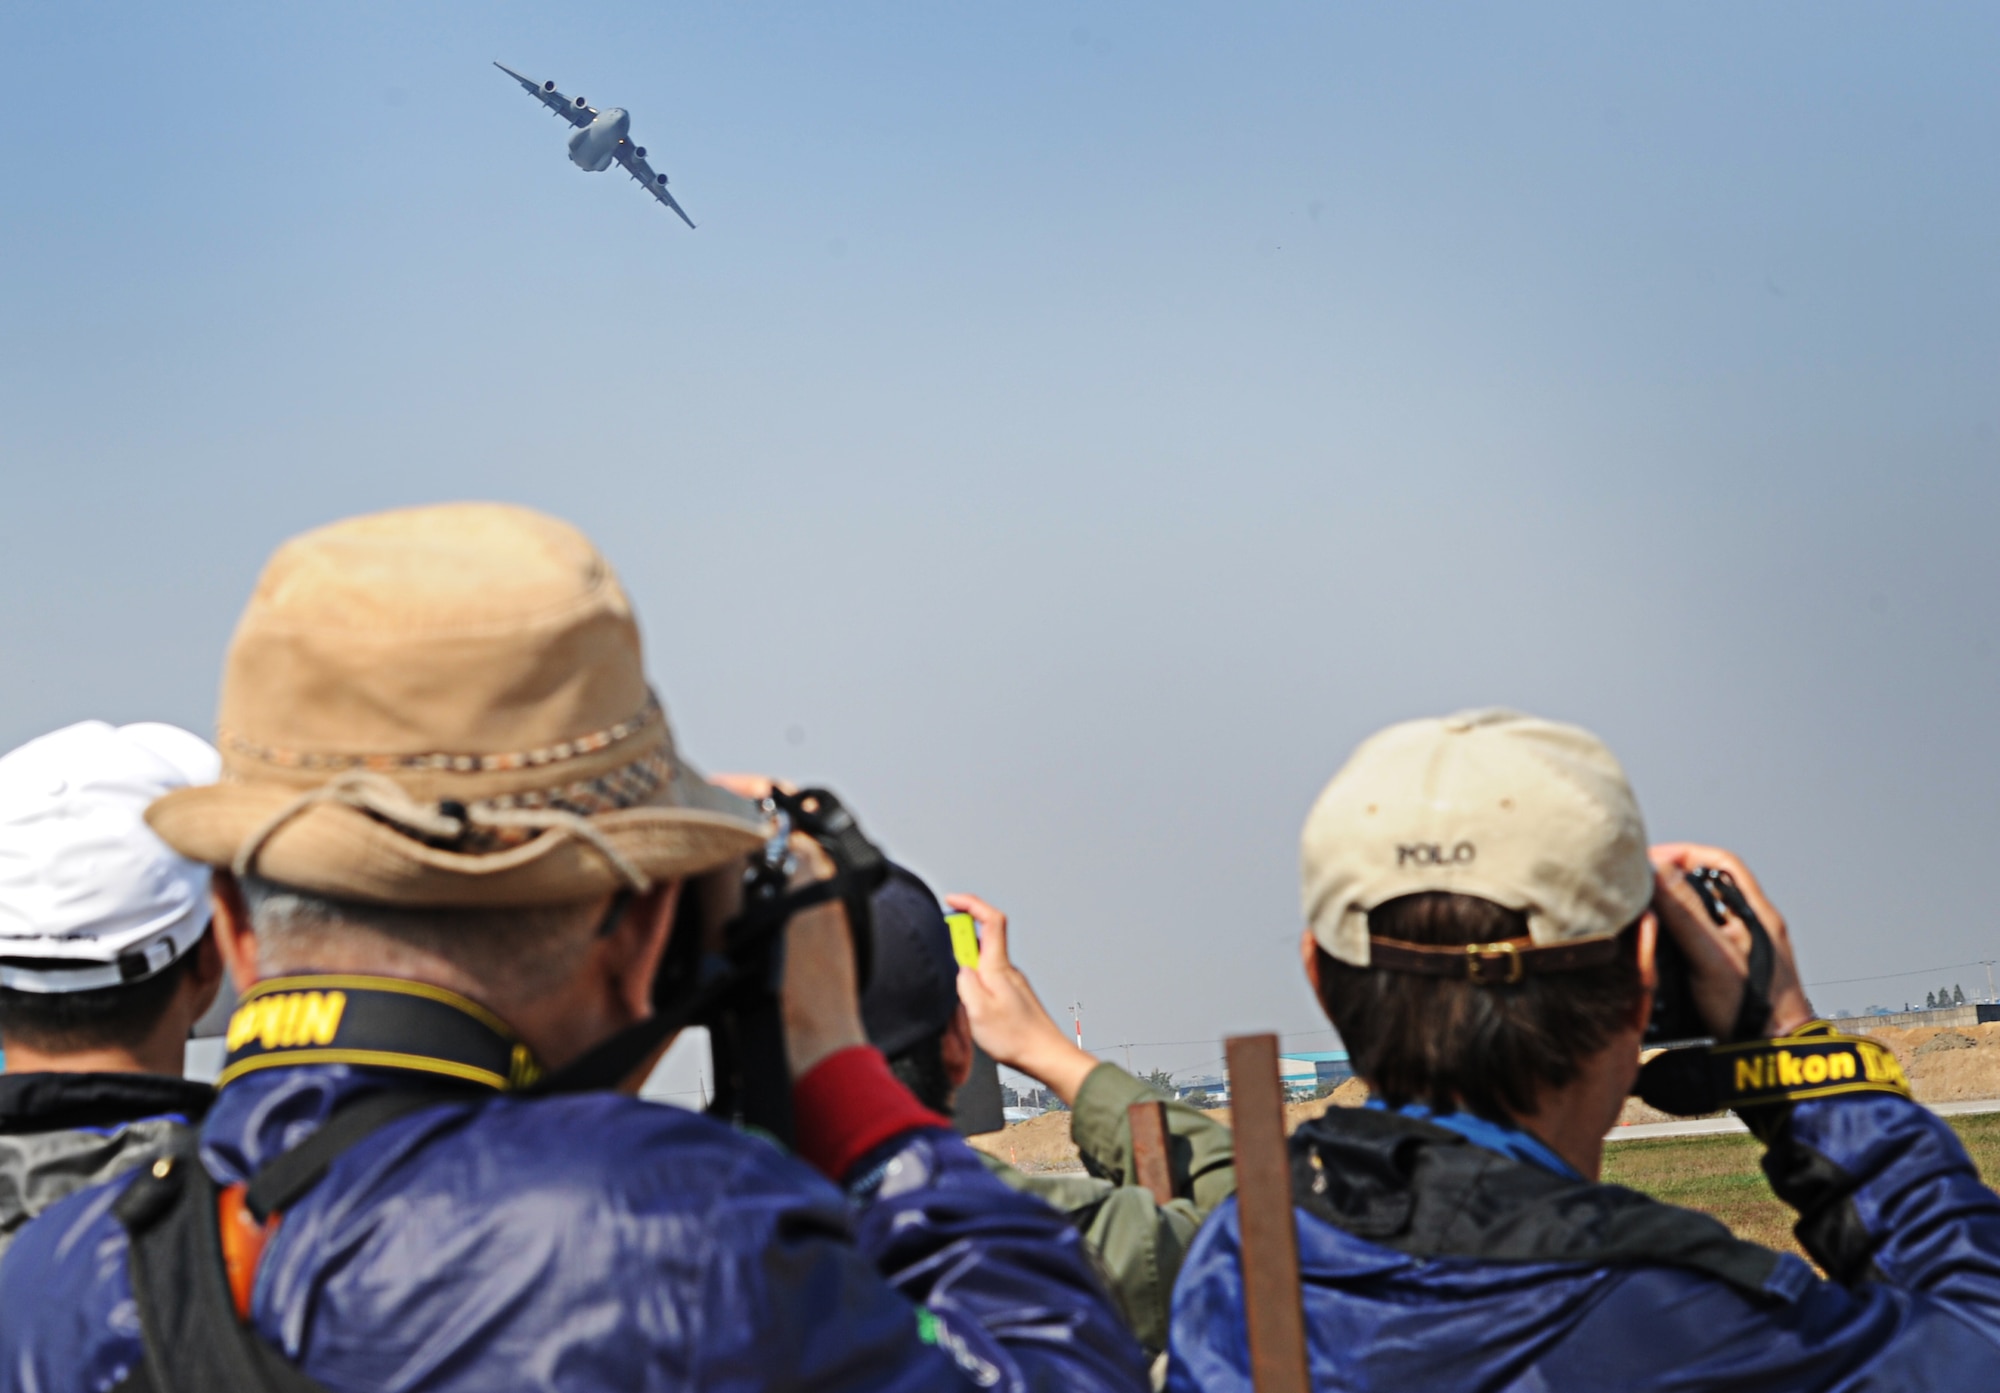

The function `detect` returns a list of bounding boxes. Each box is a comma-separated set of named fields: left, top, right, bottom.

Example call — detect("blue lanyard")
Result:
left=1367, top=1099, right=1582, bottom=1181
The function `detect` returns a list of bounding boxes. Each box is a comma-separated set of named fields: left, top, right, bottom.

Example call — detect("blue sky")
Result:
left=3, top=4, right=1997, bottom=1084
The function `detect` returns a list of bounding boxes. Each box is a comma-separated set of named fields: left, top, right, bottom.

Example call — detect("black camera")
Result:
left=651, top=788, right=886, bottom=1144
left=1645, top=867, right=1774, bottom=1046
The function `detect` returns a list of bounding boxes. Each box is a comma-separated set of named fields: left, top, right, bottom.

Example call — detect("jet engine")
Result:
left=543, top=80, right=556, bottom=92
left=635, top=147, right=646, bottom=158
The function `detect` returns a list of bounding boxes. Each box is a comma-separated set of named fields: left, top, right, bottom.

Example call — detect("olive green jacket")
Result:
left=980, top=1063, right=1236, bottom=1356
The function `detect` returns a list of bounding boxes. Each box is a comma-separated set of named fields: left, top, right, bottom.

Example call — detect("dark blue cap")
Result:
left=860, top=864, right=961, bottom=1057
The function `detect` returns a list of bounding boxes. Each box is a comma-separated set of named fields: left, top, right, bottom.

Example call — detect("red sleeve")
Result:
left=791, top=1044, right=951, bottom=1182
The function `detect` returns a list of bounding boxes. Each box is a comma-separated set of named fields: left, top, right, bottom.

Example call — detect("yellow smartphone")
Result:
left=945, top=910, right=980, bottom=969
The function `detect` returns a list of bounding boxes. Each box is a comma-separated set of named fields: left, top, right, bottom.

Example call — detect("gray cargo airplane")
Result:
left=494, top=62, right=695, bottom=228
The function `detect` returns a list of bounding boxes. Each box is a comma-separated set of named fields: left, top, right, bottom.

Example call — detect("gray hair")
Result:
left=238, top=876, right=606, bottom=1010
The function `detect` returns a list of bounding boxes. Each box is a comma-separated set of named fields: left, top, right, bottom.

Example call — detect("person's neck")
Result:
left=1511, top=1098, right=1609, bottom=1180
left=259, top=960, right=625, bottom=1078
left=1508, top=1034, right=1642, bottom=1182
left=1, top=1035, right=187, bottom=1078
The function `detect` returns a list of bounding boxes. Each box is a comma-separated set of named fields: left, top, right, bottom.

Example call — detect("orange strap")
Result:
left=217, top=1182, right=281, bottom=1321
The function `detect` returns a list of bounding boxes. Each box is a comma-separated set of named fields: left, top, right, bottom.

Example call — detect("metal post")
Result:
left=1128, top=1101, right=1175, bottom=1205
left=1225, top=1033, right=1311, bottom=1393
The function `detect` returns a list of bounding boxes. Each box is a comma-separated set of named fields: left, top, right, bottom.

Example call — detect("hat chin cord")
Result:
left=230, top=772, right=654, bottom=893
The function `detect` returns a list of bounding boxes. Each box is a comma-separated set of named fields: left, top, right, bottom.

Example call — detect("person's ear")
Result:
left=210, top=871, right=261, bottom=992
left=606, top=880, right=683, bottom=1023
left=1301, top=928, right=1323, bottom=997
left=941, top=1005, right=975, bottom=1090
left=1632, top=912, right=1659, bottom=1032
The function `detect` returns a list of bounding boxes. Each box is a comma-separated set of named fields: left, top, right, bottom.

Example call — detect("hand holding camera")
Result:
left=1649, top=843, right=1814, bottom=1042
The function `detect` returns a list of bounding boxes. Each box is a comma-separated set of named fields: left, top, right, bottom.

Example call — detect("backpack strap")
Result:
left=112, top=1090, right=469, bottom=1393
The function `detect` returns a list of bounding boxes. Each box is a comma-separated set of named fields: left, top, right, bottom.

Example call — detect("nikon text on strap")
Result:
left=1636, top=1021, right=1913, bottom=1118
left=220, top=974, right=545, bottom=1091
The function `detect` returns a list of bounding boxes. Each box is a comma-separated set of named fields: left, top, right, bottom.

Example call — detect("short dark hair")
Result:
left=887, top=1035, right=955, bottom=1116
left=1314, top=893, right=1643, bottom=1123
left=0, top=932, right=206, bottom=1054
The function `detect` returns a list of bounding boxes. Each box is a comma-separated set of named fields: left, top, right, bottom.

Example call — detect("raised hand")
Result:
left=948, top=892, right=1099, bottom=1106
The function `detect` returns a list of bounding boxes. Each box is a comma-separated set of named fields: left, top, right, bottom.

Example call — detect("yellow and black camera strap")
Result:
left=219, top=974, right=543, bottom=1093
left=1636, top=1020, right=1912, bottom=1117
left=115, top=975, right=544, bottom=1393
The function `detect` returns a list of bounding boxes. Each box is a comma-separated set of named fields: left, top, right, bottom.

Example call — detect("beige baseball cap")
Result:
left=1301, top=709, right=1652, bottom=970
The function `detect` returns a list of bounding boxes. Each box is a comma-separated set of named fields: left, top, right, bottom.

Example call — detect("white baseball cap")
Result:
left=0, top=721, right=221, bottom=993
left=1301, top=709, right=1653, bottom=971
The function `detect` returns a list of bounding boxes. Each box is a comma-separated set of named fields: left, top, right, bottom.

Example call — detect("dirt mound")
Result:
left=1917, top=1030, right=1980, bottom=1055
left=968, top=1109, right=1085, bottom=1172
left=1858, top=1021, right=2000, bottom=1101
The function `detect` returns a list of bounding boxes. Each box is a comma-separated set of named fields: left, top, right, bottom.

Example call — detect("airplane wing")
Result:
left=615, top=142, right=696, bottom=229
left=494, top=62, right=595, bottom=128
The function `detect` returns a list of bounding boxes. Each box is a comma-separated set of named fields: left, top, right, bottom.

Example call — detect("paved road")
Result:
left=1609, top=1096, right=2000, bottom=1142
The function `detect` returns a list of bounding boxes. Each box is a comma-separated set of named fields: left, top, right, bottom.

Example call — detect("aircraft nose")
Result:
left=606, top=109, right=630, bottom=138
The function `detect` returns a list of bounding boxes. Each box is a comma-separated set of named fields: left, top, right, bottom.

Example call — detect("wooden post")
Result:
left=1225, top=1033, right=1311, bottom=1393
left=1128, top=1100, right=1175, bottom=1205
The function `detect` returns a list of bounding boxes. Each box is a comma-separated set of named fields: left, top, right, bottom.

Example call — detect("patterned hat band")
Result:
left=229, top=742, right=677, bottom=893
left=218, top=696, right=664, bottom=777
left=223, top=701, right=685, bottom=892
left=439, top=745, right=674, bottom=853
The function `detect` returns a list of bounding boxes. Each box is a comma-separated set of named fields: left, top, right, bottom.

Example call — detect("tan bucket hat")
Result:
left=1301, top=708, right=1652, bottom=968
left=147, top=503, right=769, bottom=906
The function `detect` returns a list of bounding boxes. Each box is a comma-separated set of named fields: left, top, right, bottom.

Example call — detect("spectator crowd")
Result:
left=0, top=502, right=1994, bottom=1392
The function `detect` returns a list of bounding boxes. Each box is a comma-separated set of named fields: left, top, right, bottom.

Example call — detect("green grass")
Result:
left=1603, top=1113, right=2000, bottom=1259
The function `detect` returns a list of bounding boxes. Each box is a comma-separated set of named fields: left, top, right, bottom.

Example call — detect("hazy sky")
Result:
left=3, top=4, right=1996, bottom=1092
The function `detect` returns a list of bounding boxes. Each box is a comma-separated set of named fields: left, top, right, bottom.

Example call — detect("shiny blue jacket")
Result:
left=1168, top=1094, right=2000, bottom=1391
left=0, top=1065, right=1148, bottom=1392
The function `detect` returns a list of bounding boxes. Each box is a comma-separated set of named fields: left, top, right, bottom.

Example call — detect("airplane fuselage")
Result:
left=567, top=108, right=630, bottom=172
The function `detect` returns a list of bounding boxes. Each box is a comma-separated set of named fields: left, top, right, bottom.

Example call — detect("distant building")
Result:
left=1003, top=1084, right=1059, bottom=1111
left=1280, top=1051, right=1353, bottom=1095
left=1167, top=1054, right=1353, bottom=1104
left=1174, top=1074, right=1228, bottom=1104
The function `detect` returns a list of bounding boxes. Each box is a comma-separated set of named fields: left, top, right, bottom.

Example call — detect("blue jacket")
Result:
left=1168, top=1094, right=2000, bottom=1391
left=0, top=1065, right=1148, bottom=1392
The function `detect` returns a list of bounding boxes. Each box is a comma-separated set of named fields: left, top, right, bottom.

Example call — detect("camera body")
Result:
left=1645, top=926, right=1708, bottom=1046
left=651, top=788, right=887, bottom=1144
